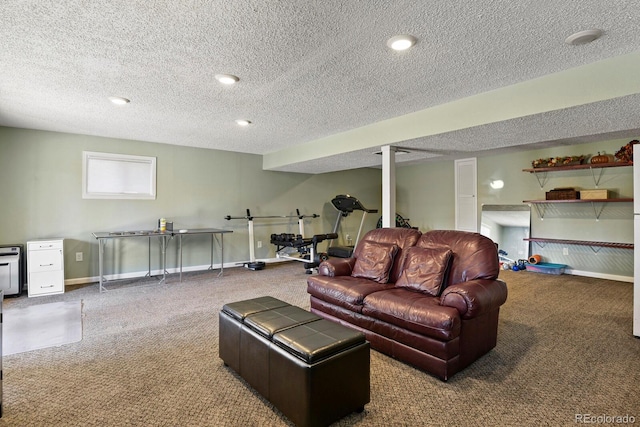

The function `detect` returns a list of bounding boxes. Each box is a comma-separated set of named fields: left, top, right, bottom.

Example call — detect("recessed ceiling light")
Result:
left=215, top=74, right=240, bottom=85
left=386, top=35, right=417, bottom=51
left=108, top=96, right=130, bottom=105
left=235, top=119, right=251, bottom=126
left=565, top=29, right=603, bottom=45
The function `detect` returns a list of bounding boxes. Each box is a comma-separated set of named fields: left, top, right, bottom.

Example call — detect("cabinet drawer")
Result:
left=29, top=249, right=63, bottom=272
left=28, top=241, right=63, bottom=251
left=29, top=270, right=64, bottom=296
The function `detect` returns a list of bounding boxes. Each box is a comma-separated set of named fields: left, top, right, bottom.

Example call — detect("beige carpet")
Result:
left=3, top=300, right=83, bottom=355
left=0, top=263, right=638, bottom=426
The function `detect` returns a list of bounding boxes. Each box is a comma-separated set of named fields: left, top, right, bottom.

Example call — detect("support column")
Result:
left=381, top=145, right=396, bottom=228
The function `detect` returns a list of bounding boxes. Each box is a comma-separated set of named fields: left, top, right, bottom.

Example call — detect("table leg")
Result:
left=179, top=234, right=183, bottom=282
left=209, top=234, right=215, bottom=270
left=145, top=237, right=151, bottom=277
left=166, top=235, right=173, bottom=276
left=159, top=236, right=166, bottom=284
left=98, top=238, right=106, bottom=292
left=208, top=233, right=224, bottom=277
left=219, top=233, right=225, bottom=277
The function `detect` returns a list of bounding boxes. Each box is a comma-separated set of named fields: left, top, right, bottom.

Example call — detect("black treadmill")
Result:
left=327, top=195, right=378, bottom=258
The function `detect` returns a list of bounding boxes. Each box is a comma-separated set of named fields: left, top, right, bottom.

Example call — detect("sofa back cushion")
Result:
left=394, top=247, right=453, bottom=296
left=415, top=230, right=499, bottom=289
left=352, top=228, right=422, bottom=283
left=352, top=241, right=399, bottom=283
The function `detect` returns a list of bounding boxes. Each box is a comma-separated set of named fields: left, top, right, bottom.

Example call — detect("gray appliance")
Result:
left=0, top=244, right=24, bottom=297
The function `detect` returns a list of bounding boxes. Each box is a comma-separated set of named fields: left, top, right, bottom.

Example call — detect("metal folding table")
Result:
left=92, top=228, right=232, bottom=292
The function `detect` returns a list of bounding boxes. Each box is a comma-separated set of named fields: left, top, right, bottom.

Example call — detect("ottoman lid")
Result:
left=244, top=305, right=320, bottom=338
left=222, top=296, right=290, bottom=321
left=273, top=319, right=366, bottom=364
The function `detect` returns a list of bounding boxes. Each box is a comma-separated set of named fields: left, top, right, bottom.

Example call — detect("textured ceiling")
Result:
left=2, top=1, right=640, bottom=174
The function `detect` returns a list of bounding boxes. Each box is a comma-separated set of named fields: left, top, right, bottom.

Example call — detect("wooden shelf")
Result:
left=523, top=198, right=633, bottom=204
left=525, top=237, right=633, bottom=250
left=523, top=198, right=632, bottom=220
left=522, top=161, right=634, bottom=253
left=523, top=162, right=632, bottom=188
left=522, top=162, right=632, bottom=173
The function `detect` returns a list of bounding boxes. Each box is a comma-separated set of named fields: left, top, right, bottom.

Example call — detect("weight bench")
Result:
left=219, top=296, right=370, bottom=427
left=271, top=233, right=338, bottom=273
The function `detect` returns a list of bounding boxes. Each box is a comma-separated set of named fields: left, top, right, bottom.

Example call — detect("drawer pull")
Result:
left=0, top=263, right=8, bottom=266
left=40, top=263, right=54, bottom=267
left=41, top=284, right=55, bottom=288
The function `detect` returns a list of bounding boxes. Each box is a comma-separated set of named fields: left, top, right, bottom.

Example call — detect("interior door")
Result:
left=455, top=158, right=477, bottom=232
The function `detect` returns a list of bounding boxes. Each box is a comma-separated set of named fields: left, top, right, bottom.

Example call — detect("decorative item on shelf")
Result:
left=531, top=155, right=585, bottom=168
left=580, top=189, right=609, bottom=200
left=545, top=187, right=579, bottom=200
left=589, top=151, right=610, bottom=164
left=614, top=139, right=639, bottom=163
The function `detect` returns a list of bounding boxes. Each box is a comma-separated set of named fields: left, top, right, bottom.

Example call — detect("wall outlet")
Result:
left=563, top=247, right=569, bottom=256
left=257, top=240, right=262, bottom=248
left=76, top=252, right=83, bottom=262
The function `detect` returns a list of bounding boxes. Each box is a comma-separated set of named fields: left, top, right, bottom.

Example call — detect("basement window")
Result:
left=82, top=151, right=156, bottom=200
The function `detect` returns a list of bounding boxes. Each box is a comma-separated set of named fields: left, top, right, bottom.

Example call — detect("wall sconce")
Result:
left=490, top=180, right=504, bottom=189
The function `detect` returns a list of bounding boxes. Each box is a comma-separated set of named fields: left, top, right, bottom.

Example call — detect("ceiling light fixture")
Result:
left=490, top=180, right=505, bottom=189
left=108, top=96, right=130, bottom=105
left=235, top=119, right=251, bottom=126
left=386, top=35, right=417, bottom=51
left=215, top=74, right=240, bottom=85
left=373, top=149, right=410, bottom=155
left=565, top=29, right=603, bottom=45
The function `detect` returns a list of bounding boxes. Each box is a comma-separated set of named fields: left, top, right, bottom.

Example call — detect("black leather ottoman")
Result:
left=219, top=296, right=291, bottom=374
left=219, top=296, right=370, bottom=427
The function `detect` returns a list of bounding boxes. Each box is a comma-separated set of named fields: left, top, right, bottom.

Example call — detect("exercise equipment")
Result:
left=376, top=213, right=415, bottom=229
left=225, top=209, right=266, bottom=270
left=270, top=209, right=336, bottom=274
left=498, top=249, right=519, bottom=270
left=224, top=209, right=327, bottom=271
left=271, top=232, right=336, bottom=274
left=328, top=195, right=378, bottom=258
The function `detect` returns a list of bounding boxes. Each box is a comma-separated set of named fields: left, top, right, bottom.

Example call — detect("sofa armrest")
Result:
left=440, top=279, right=507, bottom=319
left=318, top=257, right=356, bottom=277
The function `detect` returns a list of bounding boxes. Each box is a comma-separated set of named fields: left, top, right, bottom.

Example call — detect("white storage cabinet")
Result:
left=27, top=239, right=65, bottom=297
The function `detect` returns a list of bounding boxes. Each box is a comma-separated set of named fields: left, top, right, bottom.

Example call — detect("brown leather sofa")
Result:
left=307, top=228, right=508, bottom=381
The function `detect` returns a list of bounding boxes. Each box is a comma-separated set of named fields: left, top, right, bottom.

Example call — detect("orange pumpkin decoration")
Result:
left=590, top=152, right=609, bottom=164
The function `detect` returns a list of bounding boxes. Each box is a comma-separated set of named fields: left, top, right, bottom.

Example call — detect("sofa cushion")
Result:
left=351, top=241, right=399, bottom=284
left=395, top=247, right=453, bottom=296
left=353, top=228, right=422, bottom=283
left=416, top=230, right=499, bottom=289
left=307, top=275, right=392, bottom=313
left=362, top=288, right=461, bottom=341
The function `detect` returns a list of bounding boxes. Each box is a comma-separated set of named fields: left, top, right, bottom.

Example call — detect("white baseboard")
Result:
left=564, top=268, right=633, bottom=283
left=64, top=257, right=289, bottom=286
left=63, top=261, right=632, bottom=287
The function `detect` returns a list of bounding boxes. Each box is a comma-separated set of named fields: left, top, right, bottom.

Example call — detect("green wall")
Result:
left=1, top=126, right=635, bottom=282
left=398, top=138, right=635, bottom=279
left=0, top=127, right=382, bottom=283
